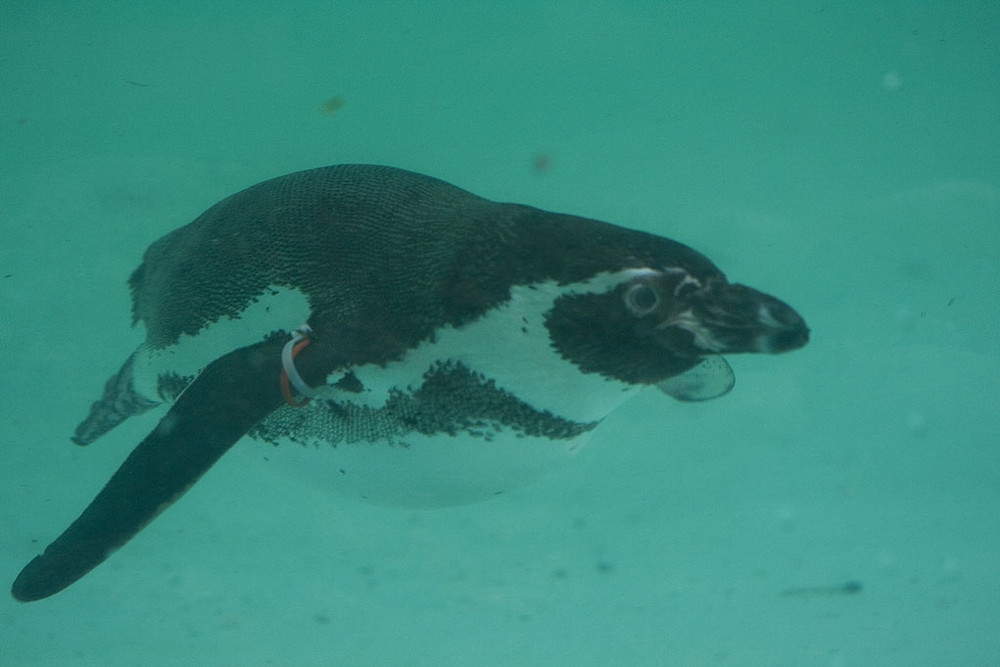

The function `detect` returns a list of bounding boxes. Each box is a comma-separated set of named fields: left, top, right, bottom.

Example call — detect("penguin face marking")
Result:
left=544, top=265, right=808, bottom=386
left=545, top=267, right=704, bottom=385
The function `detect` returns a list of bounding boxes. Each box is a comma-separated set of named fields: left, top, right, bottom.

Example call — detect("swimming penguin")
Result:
left=11, top=164, right=808, bottom=601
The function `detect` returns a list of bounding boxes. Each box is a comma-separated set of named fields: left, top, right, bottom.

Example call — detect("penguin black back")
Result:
left=132, top=165, right=719, bottom=358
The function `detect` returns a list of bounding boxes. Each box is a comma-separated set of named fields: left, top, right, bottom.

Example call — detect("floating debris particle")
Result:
left=320, top=96, right=345, bottom=115
left=532, top=153, right=553, bottom=173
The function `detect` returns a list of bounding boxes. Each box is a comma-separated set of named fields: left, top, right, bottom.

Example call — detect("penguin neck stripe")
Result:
left=280, top=326, right=319, bottom=406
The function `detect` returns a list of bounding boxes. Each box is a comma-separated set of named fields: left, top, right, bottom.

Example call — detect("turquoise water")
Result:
left=2, top=2, right=997, bottom=665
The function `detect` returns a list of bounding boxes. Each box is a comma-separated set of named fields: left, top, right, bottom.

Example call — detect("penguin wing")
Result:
left=11, top=336, right=287, bottom=602
left=656, top=356, right=735, bottom=402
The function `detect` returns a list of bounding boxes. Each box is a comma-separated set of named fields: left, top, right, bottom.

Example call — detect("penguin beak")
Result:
left=657, top=281, right=809, bottom=355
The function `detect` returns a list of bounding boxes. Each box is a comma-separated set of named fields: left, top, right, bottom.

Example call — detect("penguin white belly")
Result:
left=254, top=280, right=646, bottom=506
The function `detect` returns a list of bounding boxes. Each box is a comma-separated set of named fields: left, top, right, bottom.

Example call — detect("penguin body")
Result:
left=12, top=165, right=809, bottom=601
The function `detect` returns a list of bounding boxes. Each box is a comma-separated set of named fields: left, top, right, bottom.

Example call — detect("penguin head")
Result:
left=544, top=265, right=809, bottom=387
left=622, top=267, right=810, bottom=355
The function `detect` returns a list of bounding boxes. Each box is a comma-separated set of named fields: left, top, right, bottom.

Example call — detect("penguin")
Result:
left=11, top=164, right=808, bottom=602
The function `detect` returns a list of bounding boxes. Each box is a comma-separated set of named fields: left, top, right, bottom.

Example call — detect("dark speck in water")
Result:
left=780, top=580, right=863, bottom=597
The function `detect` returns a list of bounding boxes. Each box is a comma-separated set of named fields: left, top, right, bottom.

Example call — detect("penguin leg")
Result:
left=11, top=336, right=288, bottom=602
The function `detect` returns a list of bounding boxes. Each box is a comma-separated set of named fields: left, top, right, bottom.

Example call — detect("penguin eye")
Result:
left=624, top=283, right=660, bottom=316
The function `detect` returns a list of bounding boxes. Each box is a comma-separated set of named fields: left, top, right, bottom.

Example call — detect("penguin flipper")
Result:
left=11, top=337, right=286, bottom=602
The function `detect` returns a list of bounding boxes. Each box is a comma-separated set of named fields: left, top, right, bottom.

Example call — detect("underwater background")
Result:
left=1, top=2, right=997, bottom=665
